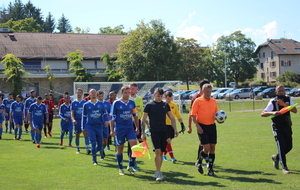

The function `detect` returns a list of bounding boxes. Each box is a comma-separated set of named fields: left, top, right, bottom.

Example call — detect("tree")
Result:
left=276, top=70, right=299, bottom=83
left=7, top=0, right=24, bottom=21
left=57, top=14, right=72, bottom=33
left=98, top=25, right=127, bottom=34
left=0, top=17, right=42, bottom=32
left=118, top=20, right=181, bottom=81
left=101, top=53, right=121, bottom=81
left=1, top=53, right=26, bottom=96
left=23, top=0, right=44, bottom=27
left=213, top=31, right=259, bottom=86
left=0, top=6, right=9, bottom=23
left=74, top=26, right=90, bottom=33
left=43, top=12, right=55, bottom=33
left=44, top=65, right=54, bottom=91
left=67, top=50, right=93, bottom=82
left=176, top=37, right=208, bottom=90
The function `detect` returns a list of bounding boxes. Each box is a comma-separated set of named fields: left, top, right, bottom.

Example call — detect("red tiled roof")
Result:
left=255, top=38, right=300, bottom=55
left=0, top=32, right=125, bottom=59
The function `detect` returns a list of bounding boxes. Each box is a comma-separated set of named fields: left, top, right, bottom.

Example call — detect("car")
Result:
left=218, top=88, right=234, bottom=99
left=249, top=86, right=268, bottom=98
left=189, top=90, right=200, bottom=99
left=287, top=88, right=300, bottom=97
left=182, top=90, right=198, bottom=100
left=226, top=88, right=251, bottom=99
left=257, top=87, right=276, bottom=98
left=211, top=88, right=232, bottom=99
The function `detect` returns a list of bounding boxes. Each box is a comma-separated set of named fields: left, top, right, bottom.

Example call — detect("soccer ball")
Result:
left=145, top=129, right=151, bottom=136
left=215, top=110, right=227, bottom=123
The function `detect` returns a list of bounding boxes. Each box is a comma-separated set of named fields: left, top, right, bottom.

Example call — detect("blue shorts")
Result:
left=73, top=119, right=82, bottom=134
left=114, top=125, right=136, bottom=146
left=32, top=121, right=44, bottom=130
left=60, top=120, right=73, bottom=133
left=103, top=126, right=109, bottom=139
left=5, top=114, right=9, bottom=121
left=86, top=124, right=103, bottom=142
left=13, top=116, right=23, bottom=125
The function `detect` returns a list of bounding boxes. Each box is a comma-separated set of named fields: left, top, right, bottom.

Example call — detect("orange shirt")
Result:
left=191, top=96, right=218, bottom=125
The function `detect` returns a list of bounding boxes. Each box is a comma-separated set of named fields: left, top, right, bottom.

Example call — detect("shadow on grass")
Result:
left=213, top=166, right=281, bottom=184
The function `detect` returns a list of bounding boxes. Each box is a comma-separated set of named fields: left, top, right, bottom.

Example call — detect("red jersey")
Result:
left=59, top=98, right=72, bottom=106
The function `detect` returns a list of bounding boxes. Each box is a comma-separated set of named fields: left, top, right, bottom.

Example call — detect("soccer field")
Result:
left=1, top=111, right=300, bottom=190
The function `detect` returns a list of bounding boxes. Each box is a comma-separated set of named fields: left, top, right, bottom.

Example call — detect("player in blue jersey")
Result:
left=10, top=95, right=25, bottom=140
left=25, top=90, right=37, bottom=143
left=59, top=95, right=73, bottom=147
left=27, top=96, right=48, bottom=148
left=110, top=85, right=139, bottom=175
left=97, top=90, right=111, bottom=159
left=3, top=93, right=14, bottom=134
left=82, top=89, right=109, bottom=165
left=0, top=97, right=6, bottom=139
left=71, top=88, right=90, bottom=154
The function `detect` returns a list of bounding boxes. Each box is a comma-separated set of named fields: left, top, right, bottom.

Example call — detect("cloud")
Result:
left=176, top=26, right=211, bottom=46
left=241, top=21, right=278, bottom=40
left=178, top=11, right=196, bottom=29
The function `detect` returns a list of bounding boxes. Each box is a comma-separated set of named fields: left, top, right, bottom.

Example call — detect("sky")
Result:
left=1, top=0, right=300, bottom=47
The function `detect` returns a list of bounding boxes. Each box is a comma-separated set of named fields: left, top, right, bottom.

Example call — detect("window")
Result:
left=282, top=48, right=287, bottom=52
left=23, top=61, right=41, bottom=69
left=94, top=60, right=97, bottom=69
left=289, top=60, right=291, bottom=66
left=260, top=63, right=264, bottom=69
left=271, top=72, right=277, bottom=78
left=258, top=52, right=261, bottom=58
left=261, top=73, right=265, bottom=79
left=294, top=41, right=298, bottom=44
left=295, top=48, right=300, bottom=51
left=274, top=41, right=282, bottom=44
left=271, top=51, right=274, bottom=59
left=281, top=60, right=284, bottom=66
left=271, top=61, right=276, bottom=68
left=262, top=52, right=265, bottom=58
left=281, top=60, right=291, bottom=66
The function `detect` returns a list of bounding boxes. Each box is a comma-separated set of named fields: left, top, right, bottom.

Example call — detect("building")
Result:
left=255, top=38, right=300, bottom=83
left=0, top=31, right=125, bottom=99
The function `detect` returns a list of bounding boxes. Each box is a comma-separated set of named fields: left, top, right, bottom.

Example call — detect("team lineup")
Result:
left=0, top=82, right=297, bottom=181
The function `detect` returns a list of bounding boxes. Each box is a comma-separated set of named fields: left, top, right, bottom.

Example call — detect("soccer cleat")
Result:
left=86, top=149, right=91, bottom=155
left=162, top=155, right=168, bottom=161
left=36, top=144, right=40, bottom=148
left=18, top=138, right=22, bottom=140
left=14, top=136, right=17, bottom=140
left=44, top=135, right=47, bottom=138
left=32, top=140, right=35, bottom=144
left=271, top=155, right=279, bottom=169
left=93, top=161, right=98, bottom=166
left=100, top=156, right=104, bottom=160
left=25, top=130, right=28, bottom=133
left=48, top=131, right=52, bottom=137
left=282, top=168, right=291, bottom=174
left=197, top=164, right=204, bottom=174
left=76, top=149, right=80, bottom=154
left=0, top=136, right=1, bottom=139
left=119, top=169, right=125, bottom=175
left=127, top=167, right=135, bottom=174
left=154, top=172, right=163, bottom=181
left=59, top=141, right=63, bottom=146
left=208, top=168, right=217, bottom=177
left=171, top=158, right=177, bottom=164
left=132, top=166, right=138, bottom=172
left=69, top=144, right=73, bottom=147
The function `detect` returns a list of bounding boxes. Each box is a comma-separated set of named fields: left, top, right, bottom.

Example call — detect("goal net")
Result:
left=73, top=81, right=182, bottom=111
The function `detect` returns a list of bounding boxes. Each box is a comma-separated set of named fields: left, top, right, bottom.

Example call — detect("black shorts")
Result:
left=197, top=123, right=217, bottom=145
left=133, top=119, right=142, bottom=139
left=166, top=125, right=174, bottom=139
left=48, top=113, right=53, bottom=123
left=150, top=131, right=168, bottom=152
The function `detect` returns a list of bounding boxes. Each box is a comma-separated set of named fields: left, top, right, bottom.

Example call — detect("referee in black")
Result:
left=261, top=84, right=297, bottom=174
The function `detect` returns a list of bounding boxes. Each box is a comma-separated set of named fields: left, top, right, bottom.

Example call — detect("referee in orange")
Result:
left=191, top=83, right=222, bottom=177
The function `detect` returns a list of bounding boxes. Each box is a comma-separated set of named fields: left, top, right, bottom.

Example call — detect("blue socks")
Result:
left=14, top=127, right=18, bottom=137
left=91, top=141, right=97, bottom=162
left=128, top=151, right=136, bottom=167
left=30, top=130, right=35, bottom=141
left=116, top=153, right=123, bottom=169
left=35, top=133, right=41, bottom=144
left=0, top=128, right=2, bottom=136
left=18, top=128, right=22, bottom=139
left=84, top=136, right=90, bottom=149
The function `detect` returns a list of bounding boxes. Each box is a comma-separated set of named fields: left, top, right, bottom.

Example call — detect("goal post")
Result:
left=73, top=81, right=183, bottom=112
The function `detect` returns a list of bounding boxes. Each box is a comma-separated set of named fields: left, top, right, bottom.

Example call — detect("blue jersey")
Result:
left=0, top=104, right=5, bottom=121
left=59, top=103, right=72, bottom=120
left=28, top=103, right=48, bottom=124
left=110, top=99, right=137, bottom=126
left=25, top=98, right=37, bottom=110
left=3, top=99, right=14, bottom=113
left=71, top=99, right=87, bottom=119
left=102, top=100, right=111, bottom=115
left=10, top=101, right=25, bottom=118
left=82, top=101, right=108, bottom=127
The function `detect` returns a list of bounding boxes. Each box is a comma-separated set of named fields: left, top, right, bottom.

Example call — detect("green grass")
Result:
left=1, top=111, right=300, bottom=190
